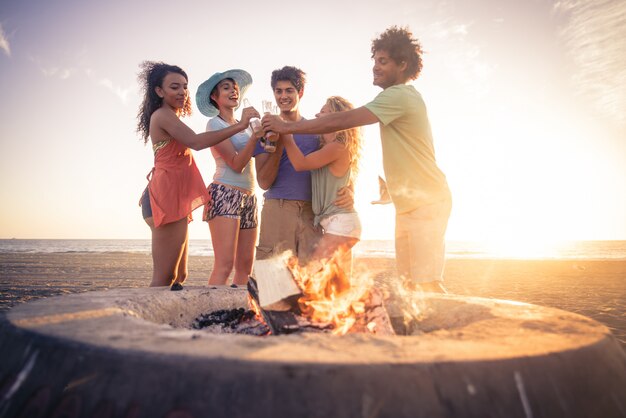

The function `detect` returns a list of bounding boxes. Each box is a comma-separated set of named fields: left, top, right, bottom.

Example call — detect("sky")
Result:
left=0, top=0, right=625, bottom=245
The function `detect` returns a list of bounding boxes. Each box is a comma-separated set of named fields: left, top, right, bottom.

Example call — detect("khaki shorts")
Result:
left=395, top=197, right=452, bottom=284
left=256, top=199, right=322, bottom=264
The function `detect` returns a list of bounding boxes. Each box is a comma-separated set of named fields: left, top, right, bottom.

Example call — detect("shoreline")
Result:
left=6, top=251, right=626, bottom=262
left=1, top=252, right=624, bottom=350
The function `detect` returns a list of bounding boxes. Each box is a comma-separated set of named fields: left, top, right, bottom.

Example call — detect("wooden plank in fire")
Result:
left=247, top=277, right=301, bottom=335
left=252, top=258, right=303, bottom=311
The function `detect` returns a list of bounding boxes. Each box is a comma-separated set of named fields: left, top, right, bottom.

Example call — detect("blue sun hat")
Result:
left=196, top=69, right=253, bottom=117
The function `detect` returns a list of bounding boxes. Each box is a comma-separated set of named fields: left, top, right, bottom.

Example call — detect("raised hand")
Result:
left=261, top=114, right=288, bottom=134
left=240, top=106, right=260, bottom=125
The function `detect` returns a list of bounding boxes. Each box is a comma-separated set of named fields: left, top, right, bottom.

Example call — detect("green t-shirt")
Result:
left=365, top=84, right=450, bottom=214
left=311, top=164, right=354, bottom=227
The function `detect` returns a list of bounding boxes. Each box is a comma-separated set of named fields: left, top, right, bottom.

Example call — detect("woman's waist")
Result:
left=314, top=202, right=356, bottom=218
left=314, top=207, right=358, bottom=226
left=146, top=159, right=202, bottom=184
left=211, top=180, right=253, bottom=195
left=153, top=153, right=195, bottom=169
left=212, top=168, right=254, bottom=191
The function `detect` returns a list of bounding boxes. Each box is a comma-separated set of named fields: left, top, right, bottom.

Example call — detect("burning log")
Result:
left=347, top=287, right=396, bottom=335
left=252, top=259, right=302, bottom=311
left=247, top=277, right=301, bottom=335
left=248, top=256, right=396, bottom=336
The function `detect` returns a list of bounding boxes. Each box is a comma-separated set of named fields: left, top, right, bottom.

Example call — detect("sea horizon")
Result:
left=1, top=239, right=626, bottom=261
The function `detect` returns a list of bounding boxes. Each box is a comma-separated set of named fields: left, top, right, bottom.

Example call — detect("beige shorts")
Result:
left=320, top=213, right=361, bottom=239
left=256, top=198, right=322, bottom=264
left=395, top=197, right=452, bottom=284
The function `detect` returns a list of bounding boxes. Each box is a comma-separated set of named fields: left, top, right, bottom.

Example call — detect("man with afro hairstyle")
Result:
left=262, top=26, right=452, bottom=294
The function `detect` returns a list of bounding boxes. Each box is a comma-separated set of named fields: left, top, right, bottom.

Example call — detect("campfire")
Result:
left=194, top=252, right=395, bottom=336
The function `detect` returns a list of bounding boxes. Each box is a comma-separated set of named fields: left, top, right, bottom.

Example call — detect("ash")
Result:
left=192, top=308, right=270, bottom=336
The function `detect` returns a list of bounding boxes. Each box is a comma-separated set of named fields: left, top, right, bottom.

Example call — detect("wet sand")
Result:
left=0, top=253, right=624, bottom=349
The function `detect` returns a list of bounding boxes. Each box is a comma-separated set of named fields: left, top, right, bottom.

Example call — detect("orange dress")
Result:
left=144, top=140, right=209, bottom=228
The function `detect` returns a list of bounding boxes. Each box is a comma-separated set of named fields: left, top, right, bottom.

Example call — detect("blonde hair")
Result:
left=325, top=96, right=362, bottom=185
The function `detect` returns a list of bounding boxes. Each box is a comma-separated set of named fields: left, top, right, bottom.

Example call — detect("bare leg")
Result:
left=175, top=229, right=189, bottom=285
left=146, top=217, right=188, bottom=287
left=208, top=216, right=240, bottom=285
left=233, top=227, right=257, bottom=286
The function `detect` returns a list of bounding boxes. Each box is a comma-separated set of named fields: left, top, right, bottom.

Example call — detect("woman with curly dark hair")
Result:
left=137, top=61, right=259, bottom=289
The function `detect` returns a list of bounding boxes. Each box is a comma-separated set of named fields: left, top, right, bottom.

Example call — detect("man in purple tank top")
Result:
left=254, top=66, right=352, bottom=264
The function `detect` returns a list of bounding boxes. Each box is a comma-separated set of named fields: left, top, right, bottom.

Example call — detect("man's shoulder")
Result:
left=383, top=83, right=418, bottom=97
left=379, top=84, right=424, bottom=107
left=365, top=84, right=425, bottom=124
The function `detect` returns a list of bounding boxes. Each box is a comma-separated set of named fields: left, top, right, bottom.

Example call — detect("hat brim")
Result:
left=196, top=69, right=253, bottom=117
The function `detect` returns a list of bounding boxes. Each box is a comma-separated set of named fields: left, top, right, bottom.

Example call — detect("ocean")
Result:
left=1, top=239, right=626, bottom=260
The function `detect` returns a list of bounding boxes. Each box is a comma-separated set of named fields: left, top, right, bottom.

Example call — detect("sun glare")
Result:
left=481, top=238, right=571, bottom=259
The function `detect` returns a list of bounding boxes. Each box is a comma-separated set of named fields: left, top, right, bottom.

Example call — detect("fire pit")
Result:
left=1, top=286, right=625, bottom=418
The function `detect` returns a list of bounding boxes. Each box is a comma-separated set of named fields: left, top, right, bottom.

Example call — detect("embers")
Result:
left=192, top=308, right=270, bottom=336
left=192, top=255, right=396, bottom=337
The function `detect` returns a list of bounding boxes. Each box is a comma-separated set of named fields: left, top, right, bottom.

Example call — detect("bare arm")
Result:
left=152, top=107, right=259, bottom=151
left=211, top=128, right=260, bottom=173
left=282, top=135, right=354, bottom=208
left=282, top=135, right=344, bottom=172
left=262, top=106, right=378, bottom=135
left=254, top=142, right=284, bottom=190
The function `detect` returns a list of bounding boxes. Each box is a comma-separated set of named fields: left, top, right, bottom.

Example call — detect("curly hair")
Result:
left=136, top=61, right=192, bottom=143
left=270, top=66, right=306, bottom=92
left=325, top=96, right=362, bottom=185
left=371, top=26, right=423, bottom=80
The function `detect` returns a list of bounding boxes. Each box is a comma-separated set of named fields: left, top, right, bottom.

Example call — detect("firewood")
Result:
left=252, top=258, right=302, bottom=311
left=349, top=288, right=396, bottom=335
left=247, top=277, right=300, bottom=335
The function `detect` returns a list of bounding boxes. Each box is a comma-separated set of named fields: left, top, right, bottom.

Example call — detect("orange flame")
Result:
left=289, top=250, right=375, bottom=335
left=247, top=294, right=263, bottom=320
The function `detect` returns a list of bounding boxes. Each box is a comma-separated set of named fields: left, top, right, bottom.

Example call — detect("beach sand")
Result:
left=1, top=253, right=624, bottom=349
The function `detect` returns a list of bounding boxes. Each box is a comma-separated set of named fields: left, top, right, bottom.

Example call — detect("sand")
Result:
left=0, top=253, right=624, bottom=349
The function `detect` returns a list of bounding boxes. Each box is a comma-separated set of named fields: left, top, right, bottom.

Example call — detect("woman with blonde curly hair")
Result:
left=281, top=96, right=362, bottom=284
left=136, top=61, right=259, bottom=289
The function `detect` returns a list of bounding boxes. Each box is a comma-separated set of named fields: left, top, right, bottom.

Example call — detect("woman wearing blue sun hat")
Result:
left=196, top=69, right=262, bottom=286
